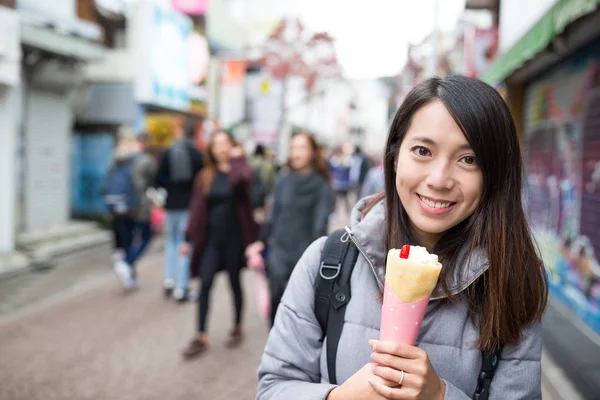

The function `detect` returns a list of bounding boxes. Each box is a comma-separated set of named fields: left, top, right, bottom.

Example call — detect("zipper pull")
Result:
left=340, top=226, right=352, bottom=242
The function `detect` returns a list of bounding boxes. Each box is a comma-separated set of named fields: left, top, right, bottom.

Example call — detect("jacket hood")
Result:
left=348, top=196, right=489, bottom=299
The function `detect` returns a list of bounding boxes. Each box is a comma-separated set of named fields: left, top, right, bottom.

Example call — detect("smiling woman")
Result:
left=380, top=76, right=548, bottom=353
left=257, top=76, right=548, bottom=400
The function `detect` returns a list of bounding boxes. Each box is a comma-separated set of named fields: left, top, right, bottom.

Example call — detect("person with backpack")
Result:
left=250, top=144, right=277, bottom=224
left=251, top=144, right=277, bottom=198
left=257, top=76, right=549, bottom=400
left=102, top=135, right=141, bottom=288
left=329, top=145, right=353, bottom=214
left=155, top=119, right=204, bottom=301
left=179, top=130, right=258, bottom=358
left=246, top=131, right=332, bottom=327
left=350, top=145, right=373, bottom=196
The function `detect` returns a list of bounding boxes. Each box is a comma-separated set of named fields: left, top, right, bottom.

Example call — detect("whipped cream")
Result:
left=407, top=245, right=439, bottom=263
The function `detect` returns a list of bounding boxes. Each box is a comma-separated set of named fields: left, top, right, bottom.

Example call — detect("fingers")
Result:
left=368, top=364, right=399, bottom=388
left=372, top=365, right=406, bottom=386
left=370, top=351, right=426, bottom=376
left=372, top=364, right=426, bottom=392
left=369, top=340, right=425, bottom=360
left=369, top=378, right=417, bottom=400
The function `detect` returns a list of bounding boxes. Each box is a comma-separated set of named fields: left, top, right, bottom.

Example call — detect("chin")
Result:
left=292, top=163, right=306, bottom=171
left=409, top=215, right=456, bottom=235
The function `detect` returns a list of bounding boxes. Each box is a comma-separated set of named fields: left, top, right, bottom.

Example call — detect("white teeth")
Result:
left=419, top=196, right=452, bottom=209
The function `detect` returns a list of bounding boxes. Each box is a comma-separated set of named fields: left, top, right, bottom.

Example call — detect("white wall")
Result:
left=286, top=78, right=389, bottom=157
left=352, top=80, right=389, bottom=158
left=499, top=0, right=559, bottom=52
left=0, top=86, right=17, bottom=253
left=17, top=0, right=76, bottom=19
left=206, top=0, right=248, bottom=51
left=84, top=50, right=135, bottom=82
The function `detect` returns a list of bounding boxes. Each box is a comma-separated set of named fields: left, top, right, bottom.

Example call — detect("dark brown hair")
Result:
left=198, top=130, right=240, bottom=193
left=288, top=131, right=330, bottom=180
left=370, top=76, right=548, bottom=352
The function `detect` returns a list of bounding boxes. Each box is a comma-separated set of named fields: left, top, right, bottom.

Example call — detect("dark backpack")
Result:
left=102, top=158, right=138, bottom=216
left=314, top=229, right=503, bottom=400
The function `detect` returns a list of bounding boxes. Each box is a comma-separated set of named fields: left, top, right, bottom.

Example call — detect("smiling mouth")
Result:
left=417, top=194, right=456, bottom=209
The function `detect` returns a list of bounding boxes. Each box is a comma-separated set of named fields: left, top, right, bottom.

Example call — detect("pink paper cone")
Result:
left=380, top=281, right=430, bottom=345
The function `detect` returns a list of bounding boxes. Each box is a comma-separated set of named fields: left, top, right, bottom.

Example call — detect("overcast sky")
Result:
left=245, top=0, right=467, bottom=79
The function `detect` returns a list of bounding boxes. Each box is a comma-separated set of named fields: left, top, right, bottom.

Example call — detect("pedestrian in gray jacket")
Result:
left=247, top=132, right=332, bottom=327
left=257, top=76, right=548, bottom=400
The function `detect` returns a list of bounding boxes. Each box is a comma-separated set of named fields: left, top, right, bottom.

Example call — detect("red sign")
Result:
left=464, top=25, right=498, bottom=79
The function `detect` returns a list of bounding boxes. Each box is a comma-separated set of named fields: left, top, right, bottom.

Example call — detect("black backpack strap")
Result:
left=314, top=229, right=348, bottom=333
left=473, top=344, right=504, bottom=400
left=314, top=228, right=359, bottom=385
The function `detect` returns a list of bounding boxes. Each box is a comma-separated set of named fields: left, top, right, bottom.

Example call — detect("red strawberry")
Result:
left=399, top=245, right=410, bottom=259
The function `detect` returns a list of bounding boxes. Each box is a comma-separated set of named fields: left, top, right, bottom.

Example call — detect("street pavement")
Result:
left=0, top=242, right=268, bottom=400
left=0, top=208, right=574, bottom=399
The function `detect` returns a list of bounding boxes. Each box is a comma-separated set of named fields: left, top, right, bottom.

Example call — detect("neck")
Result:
left=295, top=166, right=313, bottom=176
left=218, top=161, right=231, bottom=173
left=412, top=225, right=441, bottom=251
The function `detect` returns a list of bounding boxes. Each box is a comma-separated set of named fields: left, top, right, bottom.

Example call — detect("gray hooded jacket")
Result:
left=257, top=198, right=542, bottom=399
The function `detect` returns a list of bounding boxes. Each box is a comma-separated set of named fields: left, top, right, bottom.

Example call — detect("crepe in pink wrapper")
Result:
left=380, top=246, right=442, bottom=345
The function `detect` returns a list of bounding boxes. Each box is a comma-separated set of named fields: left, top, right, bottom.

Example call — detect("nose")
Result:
left=425, top=159, right=455, bottom=191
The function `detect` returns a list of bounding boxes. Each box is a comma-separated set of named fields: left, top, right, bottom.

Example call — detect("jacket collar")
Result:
left=348, top=197, right=489, bottom=299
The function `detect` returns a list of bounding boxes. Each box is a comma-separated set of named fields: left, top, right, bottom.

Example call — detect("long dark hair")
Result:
left=198, top=130, right=240, bottom=193
left=288, top=131, right=330, bottom=180
left=369, top=76, right=548, bottom=352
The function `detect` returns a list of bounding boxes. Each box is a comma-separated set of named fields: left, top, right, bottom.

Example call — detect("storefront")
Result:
left=75, top=1, right=205, bottom=218
left=482, top=1, right=600, bottom=396
left=13, top=5, right=107, bottom=262
left=522, top=39, right=600, bottom=333
left=0, top=5, right=20, bottom=258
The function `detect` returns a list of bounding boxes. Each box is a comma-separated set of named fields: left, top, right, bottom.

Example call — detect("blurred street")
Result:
left=0, top=242, right=267, bottom=400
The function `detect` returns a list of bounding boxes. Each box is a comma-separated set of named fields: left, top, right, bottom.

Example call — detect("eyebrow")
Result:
left=410, top=136, right=473, bottom=151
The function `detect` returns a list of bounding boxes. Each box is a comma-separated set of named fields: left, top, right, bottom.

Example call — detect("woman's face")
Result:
left=395, top=100, right=483, bottom=248
left=289, top=135, right=314, bottom=171
left=211, top=132, right=234, bottom=164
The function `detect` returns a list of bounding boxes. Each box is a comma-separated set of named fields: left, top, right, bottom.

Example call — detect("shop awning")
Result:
left=19, top=10, right=105, bottom=61
left=481, top=0, right=600, bottom=84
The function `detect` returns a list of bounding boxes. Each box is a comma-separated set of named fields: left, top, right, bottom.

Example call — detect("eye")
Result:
left=411, top=146, right=431, bottom=157
left=460, top=155, right=477, bottom=165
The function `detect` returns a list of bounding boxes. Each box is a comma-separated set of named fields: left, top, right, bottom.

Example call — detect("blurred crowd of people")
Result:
left=101, top=120, right=384, bottom=358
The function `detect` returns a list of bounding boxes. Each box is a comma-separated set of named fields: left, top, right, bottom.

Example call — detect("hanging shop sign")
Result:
left=133, top=3, right=192, bottom=111
left=171, top=0, right=208, bottom=16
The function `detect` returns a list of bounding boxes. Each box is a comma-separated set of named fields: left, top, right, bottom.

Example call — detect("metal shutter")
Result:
left=522, top=61, right=587, bottom=240
left=580, top=90, right=600, bottom=259
left=24, top=88, right=72, bottom=231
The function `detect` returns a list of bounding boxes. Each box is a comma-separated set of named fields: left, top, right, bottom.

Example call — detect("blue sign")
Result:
left=71, top=134, right=115, bottom=217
